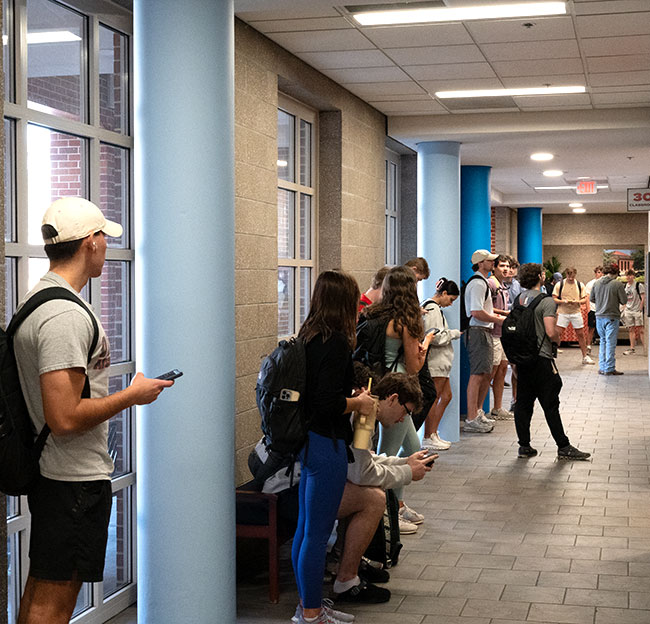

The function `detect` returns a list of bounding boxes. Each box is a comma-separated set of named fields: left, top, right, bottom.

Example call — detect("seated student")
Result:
left=359, top=266, right=390, bottom=313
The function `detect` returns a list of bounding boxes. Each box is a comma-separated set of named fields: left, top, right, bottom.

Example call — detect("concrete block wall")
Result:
left=234, top=20, right=386, bottom=485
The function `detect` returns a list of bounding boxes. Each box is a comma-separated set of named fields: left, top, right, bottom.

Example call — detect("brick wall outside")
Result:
left=29, top=75, right=80, bottom=120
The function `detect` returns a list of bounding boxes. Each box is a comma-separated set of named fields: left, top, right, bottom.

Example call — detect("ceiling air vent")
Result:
left=346, top=1, right=446, bottom=12
left=441, top=96, right=518, bottom=112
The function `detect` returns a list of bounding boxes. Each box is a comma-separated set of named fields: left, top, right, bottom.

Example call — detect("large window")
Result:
left=277, top=96, right=316, bottom=336
left=385, top=148, right=400, bottom=266
left=4, top=1, right=134, bottom=622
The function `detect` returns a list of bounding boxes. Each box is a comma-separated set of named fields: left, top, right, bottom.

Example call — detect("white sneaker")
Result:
left=477, top=408, right=495, bottom=424
left=463, top=417, right=493, bottom=433
left=582, top=355, right=595, bottom=365
left=623, top=348, right=635, bottom=355
left=422, top=432, right=451, bottom=450
left=293, top=601, right=355, bottom=624
left=398, top=516, right=418, bottom=534
left=400, top=504, right=424, bottom=524
left=490, top=407, right=514, bottom=420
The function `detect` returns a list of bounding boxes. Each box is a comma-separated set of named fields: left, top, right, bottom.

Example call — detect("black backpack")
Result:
left=363, top=489, right=402, bottom=569
left=460, top=275, right=489, bottom=332
left=0, top=287, right=99, bottom=496
left=353, top=315, right=402, bottom=380
left=501, top=292, right=549, bottom=366
left=255, top=337, right=308, bottom=482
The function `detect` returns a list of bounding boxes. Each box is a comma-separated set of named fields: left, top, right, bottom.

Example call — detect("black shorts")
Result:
left=588, top=311, right=596, bottom=329
left=27, top=477, right=112, bottom=582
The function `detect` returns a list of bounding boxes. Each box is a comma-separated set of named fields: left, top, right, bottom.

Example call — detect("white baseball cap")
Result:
left=41, top=197, right=123, bottom=244
left=471, top=249, right=498, bottom=264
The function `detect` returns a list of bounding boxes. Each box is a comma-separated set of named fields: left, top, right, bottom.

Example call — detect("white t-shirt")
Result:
left=14, top=272, right=113, bottom=481
left=465, top=272, right=493, bottom=329
left=585, top=278, right=598, bottom=312
left=625, top=281, right=645, bottom=313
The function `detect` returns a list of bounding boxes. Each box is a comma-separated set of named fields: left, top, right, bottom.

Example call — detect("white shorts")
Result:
left=557, top=312, right=584, bottom=330
left=491, top=335, right=507, bottom=365
left=622, top=310, right=644, bottom=328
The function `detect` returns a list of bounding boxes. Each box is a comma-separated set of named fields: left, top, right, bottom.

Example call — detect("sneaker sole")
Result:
left=557, top=455, right=591, bottom=461
left=399, top=528, right=418, bottom=534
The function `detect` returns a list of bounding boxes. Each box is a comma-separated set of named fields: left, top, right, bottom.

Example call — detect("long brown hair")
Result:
left=366, top=266, right=423, bottom=339
left=298, top=270, right=360, bottom=348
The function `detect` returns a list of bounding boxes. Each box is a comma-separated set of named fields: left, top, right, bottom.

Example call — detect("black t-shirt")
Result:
left=304, top=331, right=354, bottom=443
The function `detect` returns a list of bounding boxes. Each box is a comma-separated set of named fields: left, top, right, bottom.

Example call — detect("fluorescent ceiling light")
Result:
left=436, top=86, right=585, bottom=98
left=572, top=208, right=586, bottom=213
left=569, top=203, right=583, bottom=208
left=277, top=160, right=288, bottom=167
left=534, top=185, right=608, bottom=190
left=543, top=170, right=563, bottom=177
left=27, top=31, right=81, bottom=44
left=531, top=152, right=554, bottom=161
left=352, top=1, right=566, bottom=26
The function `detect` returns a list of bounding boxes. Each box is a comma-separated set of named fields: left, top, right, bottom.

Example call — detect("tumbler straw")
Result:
left=367, top=377, right=373, bottom=393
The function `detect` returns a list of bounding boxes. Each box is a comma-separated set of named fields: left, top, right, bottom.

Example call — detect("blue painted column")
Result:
left=417, top=141, right=461, bottom=442
left=460, top=166, right=492, bottom=416
left=135, top=2, right=235, bottom=623
left=517, top=207, right=543, bottom=264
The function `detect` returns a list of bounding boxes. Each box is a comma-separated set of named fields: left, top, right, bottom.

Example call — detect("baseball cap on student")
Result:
left=41, top=197, right=123, bottom=244
left=471, top=249, right=498, bottom=264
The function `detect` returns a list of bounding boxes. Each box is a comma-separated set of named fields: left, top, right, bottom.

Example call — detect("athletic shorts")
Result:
left=588, top=310, right=596, bottom=329
left=491, top=334, right=507, bottom=365
left=465, top=327, right=493, bottom=375
left=622, top=310, right=644, bottom=328
left=557, top=312, right=584, bottom=329
left=27, top=476, right=112, bottom=582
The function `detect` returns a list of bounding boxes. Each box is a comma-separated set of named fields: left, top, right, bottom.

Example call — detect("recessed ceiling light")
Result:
left=543, top=170, right=563, bottom=177
left=569, top=203, right=583, bottom=208
left=435, top=86, right=585, bottom=98
left=531, top=152, right=554, bottom=161
left=572, top=208, right=586, bottom=213
left=26, top=30, right=81, bottom=44
left=351, top=1, right=566, bottom=26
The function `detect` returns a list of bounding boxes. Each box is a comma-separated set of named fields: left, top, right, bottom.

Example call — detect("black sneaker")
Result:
left=558, top=445, right=591, bottom=460
left=611, top=370, right=624, bottom=376
left=359, top=559, right=390, bottom=584
left=335, top=579, right=391, bottom=604
left=518, top=446, right=538, bottom=458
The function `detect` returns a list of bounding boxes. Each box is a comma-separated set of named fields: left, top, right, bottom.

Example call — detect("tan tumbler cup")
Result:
left=352, top=394, right=379, bottom=450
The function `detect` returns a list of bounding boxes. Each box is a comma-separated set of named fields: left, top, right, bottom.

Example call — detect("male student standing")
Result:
left=14, top=197, right=173, bottom=624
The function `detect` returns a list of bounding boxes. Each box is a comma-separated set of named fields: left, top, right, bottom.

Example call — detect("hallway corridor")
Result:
left=237, top=345, right=650, bottom=624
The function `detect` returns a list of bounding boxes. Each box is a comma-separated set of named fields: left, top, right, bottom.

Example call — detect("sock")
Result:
left=334, top=575, right=360, bottom=594
left=303, top=616, right=319, bottom=623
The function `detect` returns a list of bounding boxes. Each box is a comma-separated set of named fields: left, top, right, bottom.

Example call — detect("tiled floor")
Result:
left=236, top=345, right=650, bottom=624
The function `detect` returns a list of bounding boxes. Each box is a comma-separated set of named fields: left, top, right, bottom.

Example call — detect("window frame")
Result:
left=385, top=148, right=401, bottom=266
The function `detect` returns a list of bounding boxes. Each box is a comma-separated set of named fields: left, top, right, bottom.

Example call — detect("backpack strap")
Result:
left=7, top=287, right=101, bottom=443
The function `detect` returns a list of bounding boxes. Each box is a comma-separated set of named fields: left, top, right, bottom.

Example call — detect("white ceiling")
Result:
left=234, top=0, right=650, bottom=215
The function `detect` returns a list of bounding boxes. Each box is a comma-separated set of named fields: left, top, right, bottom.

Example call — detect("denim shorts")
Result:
left=27, top=476, right=112, bottom=582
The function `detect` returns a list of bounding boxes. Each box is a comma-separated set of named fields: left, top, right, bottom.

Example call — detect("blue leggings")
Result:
left=377, top=414, right=421, bottom=501
left=291, top=430, right=348, bottom=609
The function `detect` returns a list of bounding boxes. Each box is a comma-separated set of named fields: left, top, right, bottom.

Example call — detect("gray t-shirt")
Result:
left=13, top=272, right=113, bottom=481
left=625, top=281, right=645, bottom=313
left=519, top=289, right=557, bottom=359
left=465, top=272, right=493, bottom=329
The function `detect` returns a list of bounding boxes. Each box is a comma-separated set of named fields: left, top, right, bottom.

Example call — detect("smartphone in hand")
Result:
left=156, top=369, right=183, bottom=381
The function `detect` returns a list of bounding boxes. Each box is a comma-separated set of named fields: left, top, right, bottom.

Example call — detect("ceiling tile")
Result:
left=387, top=45, right=484, bottom=65
left=366, top=93, right=433, bottom=102
left=369, top=99, right=448, bottom=115
left=481, top=40, right=580, bottom=61
left=361, top=23, right=473, bottom=48
left=298, top=50, right=393, bottom=70
left=343, top=81, right=427, bottom=98
left=591, top=91, right=650, bottom=104
left=576, top=12, right=650, bottom=38
left=587, top=55, right=650, bottom=73
left=492, top=58, right=585, bottom=77
left=466, top=16, right=575, bottom=44
left=264, top=29, right=375, bottom=53
left=247, top=17, right=352, bottom=33
left=321, top=66, right=409, bottom=84
left=588, top=70, right=650, bottom=87
left=581, top=35, right=650, bottom=56
left=575, top=1, right=650, bottom=16
left=500, top=74, right=586, bottom=88
left=514, top=94, right=593, bottom=107
left=592, top=101, right=650, bottom=109
left=405, top=62, right=496, bottom=81
left=418, top=77, right=504, bottom=93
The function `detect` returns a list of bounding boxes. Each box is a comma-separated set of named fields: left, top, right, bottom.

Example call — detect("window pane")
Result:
left=299, top=194, right=311, bottom=260
left=277, top=189, right=295, bottom=259
left=3, top=0, right=13, bottom=102
left=27, top=0, right=85, bottom=121
left=28, top=257, right=49, bottom=291
left=7, top=533, right=20, bottom=624
left=299, top=267, right=311, bottom=325
left=300, top=120, right=311, bottom=187
left=277, top=110, right=294, bottom=183
left=100, top=143, right=128, bottom=249
left=109, top=375, right=131, bottom=477
left=72, top=583, right=92, bottom=617
left=103, top=487, right=131, bottom=598
left=5, top=257, right=16, bottom=327
left=389, top=162, right=397, bottom=212
left=5, top=118, right=15, bottom=242
left=6, top=495, right=19, bottom=520
left=278, top=267, right=294, bottom=336
left=100, top=261, right=130, bottom=363
left=27, top=124, right=86, bottom=245
left=99, top=25, right=127, bottom=133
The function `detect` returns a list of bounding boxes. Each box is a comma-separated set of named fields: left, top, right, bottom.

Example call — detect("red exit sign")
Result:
left=576, top=180, right=597, bottom=194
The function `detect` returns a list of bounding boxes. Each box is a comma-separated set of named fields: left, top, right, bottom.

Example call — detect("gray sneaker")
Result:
left=557, top=445, right=591, bottom=461
left=293, top=600, right=355, bottom=623
left=477, top=408, right=495, bottom=424
left=463, top=417, right=493, bottom=433
left=490, top=407, right=514, bottom=420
